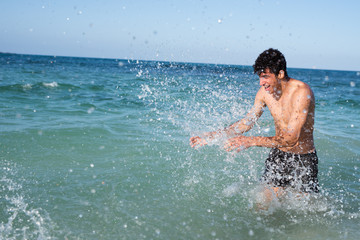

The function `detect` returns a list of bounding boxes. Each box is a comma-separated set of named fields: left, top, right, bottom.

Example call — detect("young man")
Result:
left=190, top=48, right=319, bottom=202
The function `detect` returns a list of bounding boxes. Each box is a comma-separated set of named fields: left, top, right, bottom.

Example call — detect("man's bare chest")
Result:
left=265, top=98, right=292, bottom=127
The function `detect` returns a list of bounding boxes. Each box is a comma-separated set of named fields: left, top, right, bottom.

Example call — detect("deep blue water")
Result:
left=1, top=53, right=359, bottom=239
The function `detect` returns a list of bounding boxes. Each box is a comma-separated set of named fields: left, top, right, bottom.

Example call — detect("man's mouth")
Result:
left=264, top=85, right=270, bottom=91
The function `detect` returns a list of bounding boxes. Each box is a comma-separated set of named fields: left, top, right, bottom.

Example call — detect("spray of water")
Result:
left=134, top=63, right=359, bottom=238
left=0, top=160, right=55, bottom=239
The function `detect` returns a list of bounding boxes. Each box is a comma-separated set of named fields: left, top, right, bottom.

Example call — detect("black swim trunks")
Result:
left=262, top=148, right=319, bottom=192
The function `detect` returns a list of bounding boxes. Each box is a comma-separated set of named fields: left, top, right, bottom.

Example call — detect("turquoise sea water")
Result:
left=1, top=53, right=359, bottom=239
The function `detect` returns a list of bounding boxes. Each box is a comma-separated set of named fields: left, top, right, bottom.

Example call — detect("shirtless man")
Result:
left=190, top=48, right=319, bottom=202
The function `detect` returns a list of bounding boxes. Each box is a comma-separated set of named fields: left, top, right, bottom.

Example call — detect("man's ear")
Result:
left=278, top=70, right=285, bottom=79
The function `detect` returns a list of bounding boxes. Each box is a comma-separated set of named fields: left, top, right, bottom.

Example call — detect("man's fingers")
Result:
left=190, top=136, right=207, bottom=148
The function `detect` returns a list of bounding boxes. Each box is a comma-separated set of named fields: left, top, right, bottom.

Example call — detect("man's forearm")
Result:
left=249, top=135, right=296, bottom=149
left=203, top=128, right=236, bottom=142
left=249, top=136, right=277, bottom=148
left=225, top=119, right=253, bottom=136
left=204, top=121, right=251, bottom=141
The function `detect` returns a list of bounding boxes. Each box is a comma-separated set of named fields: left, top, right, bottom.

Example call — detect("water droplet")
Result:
left=350, top=81, right=356, bottom=87
left=218, top=19, right=222, bottom=23
left=87, top=107, right=95, bottom=114
left=136, top=70, right=143, bottom=77
left=90, top=163, right=94, bottom=168
left=249, top=229, right=254, bottom=236
left=91, top=189, right=96, bottom=194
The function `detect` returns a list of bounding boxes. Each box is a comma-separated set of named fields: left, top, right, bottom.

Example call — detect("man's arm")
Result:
left=220, top=92, right=266, bottom=137
left=190, top=89, right=265, bottom=148
left=224, top=86, right=312, bottom=151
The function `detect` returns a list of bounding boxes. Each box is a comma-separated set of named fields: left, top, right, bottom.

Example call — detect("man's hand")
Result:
left=190, top=136, right=208, bottom=148
left=224, top=136, right=252, bottom=152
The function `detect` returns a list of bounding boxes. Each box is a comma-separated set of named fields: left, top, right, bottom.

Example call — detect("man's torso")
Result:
left=261, top=79, right=315, bottom=154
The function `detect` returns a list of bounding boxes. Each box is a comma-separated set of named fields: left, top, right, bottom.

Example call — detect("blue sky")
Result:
left=1, top=0, right=359, bottom=71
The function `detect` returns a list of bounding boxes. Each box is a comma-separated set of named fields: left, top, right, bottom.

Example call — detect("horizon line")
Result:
left=1, top=51, right=359, bottom=73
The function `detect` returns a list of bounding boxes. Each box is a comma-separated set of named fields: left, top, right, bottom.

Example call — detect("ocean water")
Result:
left=0, top=53, right=359, bottom=239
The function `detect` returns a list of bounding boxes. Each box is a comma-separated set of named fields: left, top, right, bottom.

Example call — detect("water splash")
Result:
left=0, top=160, right=55, bottom=239
left=133, top=62, right=360, bottom=239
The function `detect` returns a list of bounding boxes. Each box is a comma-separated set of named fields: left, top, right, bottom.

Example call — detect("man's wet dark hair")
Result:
left=253, top=48, right=289, bottom=78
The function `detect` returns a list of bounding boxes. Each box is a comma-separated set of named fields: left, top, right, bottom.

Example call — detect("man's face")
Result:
left=258, top=68, right=280, bottom=94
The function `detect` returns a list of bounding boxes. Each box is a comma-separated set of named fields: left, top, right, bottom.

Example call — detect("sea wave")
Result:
left=42, top=81, right=59, bottom=88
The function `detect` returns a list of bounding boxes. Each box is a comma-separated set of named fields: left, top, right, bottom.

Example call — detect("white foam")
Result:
left=22, top=83, right=32, bottom=90
left=247, top=185, right=342, bottom=217
left=222, top=182, right=241, bottom=197
left=43, top=82, right=58, bottom=88
left=0, top=161, right=55, bottom=239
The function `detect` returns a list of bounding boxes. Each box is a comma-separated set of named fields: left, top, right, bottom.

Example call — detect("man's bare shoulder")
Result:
left=288, top=79, right=313, bottom=97
left=288, top=78, right=310, bottom=88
